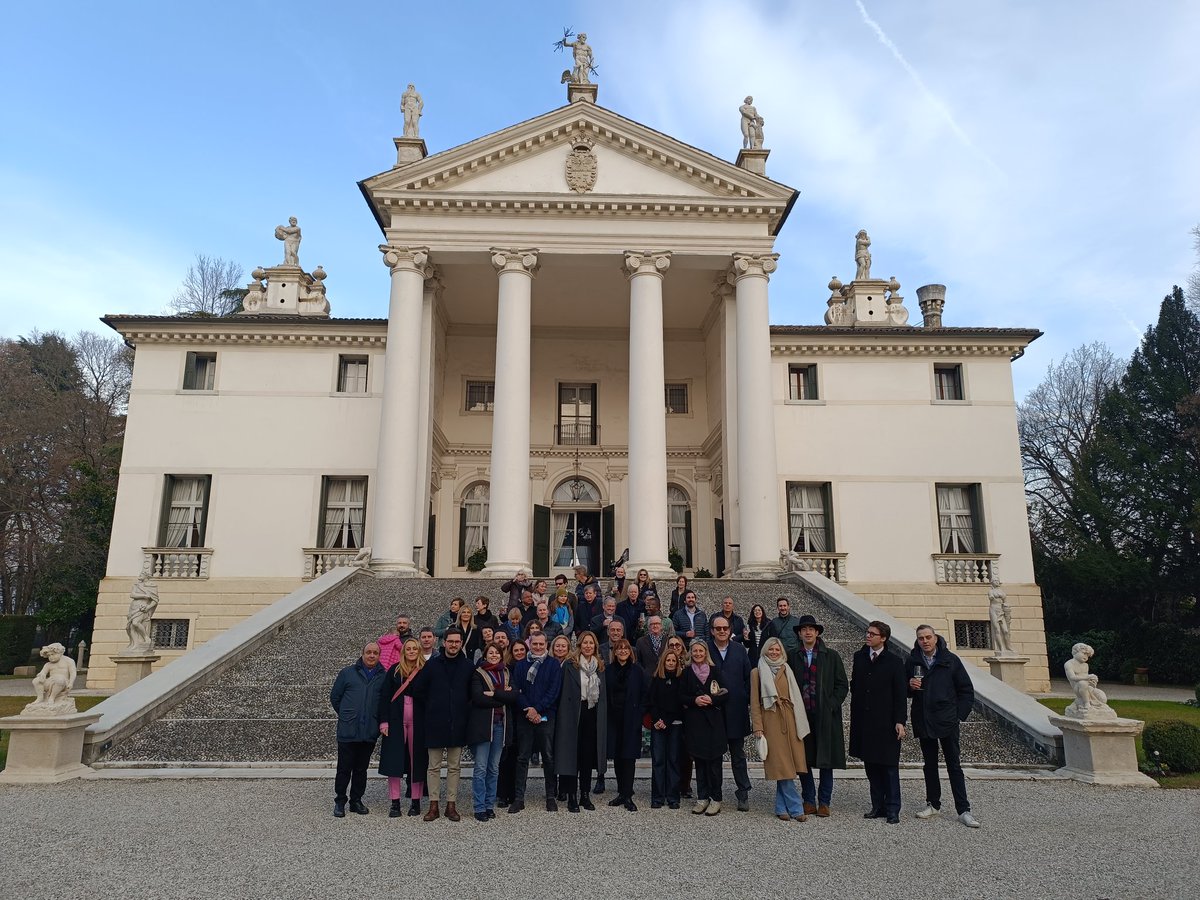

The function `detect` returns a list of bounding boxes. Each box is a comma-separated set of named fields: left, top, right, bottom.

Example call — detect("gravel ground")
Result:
left=1, top=777, right=1193, bottom=899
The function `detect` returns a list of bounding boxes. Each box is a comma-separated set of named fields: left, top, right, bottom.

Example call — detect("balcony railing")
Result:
left=932, top=553, right=999, bottom=585
left=142, top=547, right=212, bottom=579
left=303, top=548, right=362, bottom=581
left=782, top=552, right=848, bottom=583
left=555, top=422, right=599, bottom=446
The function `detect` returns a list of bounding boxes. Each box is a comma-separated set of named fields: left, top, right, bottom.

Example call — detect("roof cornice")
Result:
left=769, top=326, right=1042, bottom=359
left=101, top=315, right=387, bottom=348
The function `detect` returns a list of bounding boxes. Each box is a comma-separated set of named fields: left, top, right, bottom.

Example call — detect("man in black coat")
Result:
left=908, top=625, right=980, bottom=827
left=717, top=597, right=746, bottom=644
left=849, top=620, right=906, bottom=824
left=411, top=627, right=473, bottom=822
left=329, top=641, right=386, bottom=817
left=708, top=615, right=753, bottom=811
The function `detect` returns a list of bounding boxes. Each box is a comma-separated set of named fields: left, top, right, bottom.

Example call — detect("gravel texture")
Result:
left=103, top=576, right=1047, bottom=766
left=0, top=776, right=1193, bottom=899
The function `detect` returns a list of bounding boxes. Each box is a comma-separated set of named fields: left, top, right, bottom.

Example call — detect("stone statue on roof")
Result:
left=275, top=217, right=301, bottom=266
left=556, top=30, right=596, bottom=85
left=401, top=84, right=423, bottom=139
left=854, top=230, right=872, bottom=280
left=740, top=97, right=765, bottom=150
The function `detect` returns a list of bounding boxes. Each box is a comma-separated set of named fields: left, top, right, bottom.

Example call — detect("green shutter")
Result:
left=426, top=510, right=436, bottom=576
left=970, top=484, right=986, bottom=552
left=533, top=505, right=551, bottom=577
left=182, top=353, right=197, bottom=390
left=601, top=504, right=614, bottom=575
left=197, top=475, right=212, bottom=546
left=684, top=508, right=693, bottom=568
left=158, top=475, right=176, bottom=546
left=458, top=505, right=468, bottom=567
left=822, top=482, right=835, bottom=551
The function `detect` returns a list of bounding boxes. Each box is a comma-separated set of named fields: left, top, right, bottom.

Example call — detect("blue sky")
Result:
left=2, top=1, right=1197, bottom=399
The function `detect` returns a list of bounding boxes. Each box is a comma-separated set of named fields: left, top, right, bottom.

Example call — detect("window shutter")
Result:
left=183, top=353, right=197, bottom=390
left=458, top=505, right=468, bottom=567
left=317, top=476, right=330, bottom=546
left=197, top=475, right=213, bottom=546
left=821, top=482, right=835, bottom=551
left=533, top=505, right=552, bottom=577
left=970, top=484, right=985, bottom=552
left=158, top=475, right=176, bottom=546
left=684, top=508, right=693, bottom=568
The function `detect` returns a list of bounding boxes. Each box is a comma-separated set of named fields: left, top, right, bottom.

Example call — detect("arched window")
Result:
left=458, top=483, right=489, bottom=566
left=667, top=484, right=692, bottom=568
left=552, top=478, right=600, bottom=503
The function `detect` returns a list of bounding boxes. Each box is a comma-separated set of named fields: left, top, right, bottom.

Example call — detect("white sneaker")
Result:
left=959, top=811, right=981, bottom=828
left=915, top=804, right=940, bottom=819
left=704, top=800, right=722, bottom=816
left=691, top=799, right=710, bottom=815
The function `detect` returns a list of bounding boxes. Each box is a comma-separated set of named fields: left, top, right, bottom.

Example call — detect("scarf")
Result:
left=483, top=660, right=505, bottom=688
left=579, top=656, right=601, bottom=708
left=526, top=653, right=546, bottom=684
left=690, top=662, right=710, bottom=682
left=757, top=641, right=811, bottom=741
left=649, top=632, right=663, bottom=654
left=799, top=644, right=819, bottom=713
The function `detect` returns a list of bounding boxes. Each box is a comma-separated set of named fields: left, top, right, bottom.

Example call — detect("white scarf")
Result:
left=578, top=656, right=601, bottom=709
left=757, top=642, right=811, bottom=741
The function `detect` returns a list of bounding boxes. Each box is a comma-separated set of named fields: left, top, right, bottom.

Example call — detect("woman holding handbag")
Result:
left=377, top=638, right=428, bottom=817
left=751, top=636, right=811, bottom=821
left=680, top=640, right=728, bottom=815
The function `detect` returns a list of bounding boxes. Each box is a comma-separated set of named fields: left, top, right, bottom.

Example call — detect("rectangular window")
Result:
left=337, top=355, right=368, bottom=393
left=153, top=619, right=190, bottom=650
left=936, top=484, right=984, bottom=553
left=786, top=482, right=832, bottom=552
left=953, top=620, right=992, bottom=650
left=182, top=352, right=216, bottom=391
left=158, top=475, right=211, bottom=548
left=557, top=383, right=597, bottom=445
left=665, top=383, right=689, bottom=415
left=789, top=364, right=818, bottom=401
left=934, top=364, right=964, bottom=401
left=319, top=477, right=368, bottom=549
left=465, top=380, right=495, bottom=412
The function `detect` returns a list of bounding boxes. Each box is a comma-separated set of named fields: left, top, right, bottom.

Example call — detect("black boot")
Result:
left=580, top=794, right=595, bottom=811
left=407, top=799, right=421, bottom=817
left=389, top=800, right=402, bottom=818
left=567, top=793, right=580, bottom=813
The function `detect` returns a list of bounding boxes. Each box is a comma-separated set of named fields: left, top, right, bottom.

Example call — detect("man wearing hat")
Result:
left=791, top=614, right=848, bottom=817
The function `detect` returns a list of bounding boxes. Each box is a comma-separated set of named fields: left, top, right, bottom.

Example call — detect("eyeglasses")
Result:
left=712, top=626, right=730, bottom=631
left=866, top=630, right=882, bottom=638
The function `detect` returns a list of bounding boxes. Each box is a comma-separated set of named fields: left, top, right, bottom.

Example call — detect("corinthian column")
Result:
left=730, top=252, right=783, bottom=577
left=370, top=245, right=430, bottom=576
left=482, top=249, right=538, bottom=575
left=623, top=250, right=673, bottom=579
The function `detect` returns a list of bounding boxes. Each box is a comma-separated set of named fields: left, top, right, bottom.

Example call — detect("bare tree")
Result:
left=1188, top=225, right=1200, bottom=315
left=1018, top=342, right=1124, bottom=552
left=168, top=254, right=244, bottom=316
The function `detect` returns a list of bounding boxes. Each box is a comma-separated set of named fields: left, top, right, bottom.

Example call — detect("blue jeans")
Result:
left=775, top=778, right=803, bottom=816
left=471, top=719, right=504, bottom=814
left=649, top=724, right=681, bottom=804
left=798, top=768, right=834, bottom=807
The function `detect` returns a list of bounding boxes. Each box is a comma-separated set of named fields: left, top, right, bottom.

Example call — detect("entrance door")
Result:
left=547, top=477, right=604, bottom=576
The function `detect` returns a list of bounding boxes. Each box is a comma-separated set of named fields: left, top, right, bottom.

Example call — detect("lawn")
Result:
left=0, top=696, right=106, bottom=771
left=1038, top=697, right=1200, bottom=788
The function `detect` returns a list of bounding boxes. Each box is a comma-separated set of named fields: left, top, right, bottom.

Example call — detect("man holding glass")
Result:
left=907, top=624, right=980, bottom=828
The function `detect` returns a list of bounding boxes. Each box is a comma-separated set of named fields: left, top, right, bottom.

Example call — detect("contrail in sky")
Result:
left=855, top=0, right=1003, bottom=176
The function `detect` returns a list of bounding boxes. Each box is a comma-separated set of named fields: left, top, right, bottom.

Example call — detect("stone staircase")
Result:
left=100, top=576, right=1051, bottom=766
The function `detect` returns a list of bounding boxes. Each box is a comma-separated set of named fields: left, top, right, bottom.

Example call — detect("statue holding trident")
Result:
left=554, top=28, right=597, bottom=84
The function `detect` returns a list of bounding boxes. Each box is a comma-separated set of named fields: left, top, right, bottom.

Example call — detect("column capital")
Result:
left=490, top=248, right=540, bottom=276
left=623, top=250, right=672, bottom=279
left=378, top=244, right=431, bottom=276
left=728, top=252, right=780, bottom=282
left=711, top=272, right=735, bottom=301
left=423, top=264, right=445, bottom=298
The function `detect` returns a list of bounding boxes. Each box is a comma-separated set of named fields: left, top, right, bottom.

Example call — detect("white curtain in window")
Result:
left=787, top=483, right=827, bottom=552
left=937, top=485, right=975, bottom=553
left=165, top=477, right=204, bottom=548
left=463, top=483, right=489, bottom=557
left=322, top=478, right=366, bottom=548
left=322, top=479, right=348, bottom=548
left=667, top=486, right=688, bottom=553
left=552, top=511, right=573, bottom=566
left=347, top=478, right=366, bottom=548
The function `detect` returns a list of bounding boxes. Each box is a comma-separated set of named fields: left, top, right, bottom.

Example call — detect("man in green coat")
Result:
left=790, top=615, right=848, bottom=817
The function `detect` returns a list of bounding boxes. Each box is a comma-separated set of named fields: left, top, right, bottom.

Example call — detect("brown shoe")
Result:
left=803, top=801, right=817, bottom=815
left=816, top=804, right=830, bottom=818
left=445, top=802, right=461, bottom=822
left=792, top=814, right=809, bottom=822
left=423, top=800, right=440, bottom=822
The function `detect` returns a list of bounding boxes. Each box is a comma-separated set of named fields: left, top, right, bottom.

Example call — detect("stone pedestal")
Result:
left=735, top=148, right=769, bottom=176
left=111, top=652, right=161, bottom=692
left=0, top=711, right=101, bottom=783
left=1048, top=715, right=1158, bottom=787
left=567, top=83, right=597, bottom=104
left=985, top=654, right=1030, bottom=690
left=393, top=137, right=428, bottom=166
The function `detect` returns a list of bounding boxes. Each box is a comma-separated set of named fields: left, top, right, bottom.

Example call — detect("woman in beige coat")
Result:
left=751, top=636, right=811, bottom=821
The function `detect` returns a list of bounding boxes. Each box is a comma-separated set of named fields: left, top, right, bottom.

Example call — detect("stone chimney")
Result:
left=917, top=284, right=946, bottom=328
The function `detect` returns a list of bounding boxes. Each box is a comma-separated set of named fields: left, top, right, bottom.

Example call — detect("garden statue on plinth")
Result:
left=1063, top=643, right=1117, bottom=720
left=988, top=575, right=1015, bottom=655
left=23, top=644, right=77, bottom=716
left=123, top=576, right=160, bottom=654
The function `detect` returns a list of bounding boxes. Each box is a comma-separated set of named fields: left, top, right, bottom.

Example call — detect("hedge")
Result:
left=0, top=615, right=39, bottom=674
left=1143, top=719, right=1200, bottom=773
left=1046, top=626, right=1200, bottom=685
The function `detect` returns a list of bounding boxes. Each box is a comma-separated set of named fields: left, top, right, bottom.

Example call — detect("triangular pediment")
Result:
left=361, top=102, right=797, bottom=206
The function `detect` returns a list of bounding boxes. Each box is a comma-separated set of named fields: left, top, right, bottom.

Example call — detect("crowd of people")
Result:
left=329, top=566, right=982, bottom=828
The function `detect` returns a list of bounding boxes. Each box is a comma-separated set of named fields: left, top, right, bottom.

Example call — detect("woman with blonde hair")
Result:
left=751, top=636, right=811, bottom=821
left=554, top=630, right=607, bottom=812
left=377, top=638, right=428, bottom=817
left=680, top=639, right=728, bottom=815
left=647, top=647, right=686, bottom=808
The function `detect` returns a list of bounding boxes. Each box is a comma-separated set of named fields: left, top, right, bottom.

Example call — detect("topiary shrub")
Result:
left=693, top=568, right=713, bottom=579
left=466, top=545, right=488, bottom=572
left=1143, top=719, right=1200, bottom=773
left=0, top=615, right=39, bottom=674
left=668, top=546, right=684, bottom=574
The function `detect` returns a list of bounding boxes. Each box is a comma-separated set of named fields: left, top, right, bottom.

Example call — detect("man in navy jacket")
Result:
left=329, top=641, right=386, bottom=817
left=708, top=616, right=753, bottom=810
left=510, top=632, right=563, bottom=813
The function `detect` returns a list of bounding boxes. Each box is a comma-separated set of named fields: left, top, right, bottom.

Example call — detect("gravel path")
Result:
left=1, top=777, right=1193, bottom=899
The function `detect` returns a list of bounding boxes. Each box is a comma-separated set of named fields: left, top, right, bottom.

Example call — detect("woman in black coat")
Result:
left=646, top=646, right=686, bottom=809
left=680, top=640, right=728, bottom=815
left=605, top=638, right=646, bottom=811
left=555, top=630, right=607, bottom=812
left=745, top=604, right=770, bottom=668
left=377, top=639, right=428, bottom=817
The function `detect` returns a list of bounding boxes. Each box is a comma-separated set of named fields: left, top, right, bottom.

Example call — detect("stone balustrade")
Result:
left=791, top=552, right=848, bottom=583
left=932, top=553, right=999, bottom=584
left=302, top=548, right=361, bottom=581
left=141, top=547, right=212, bottom=579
